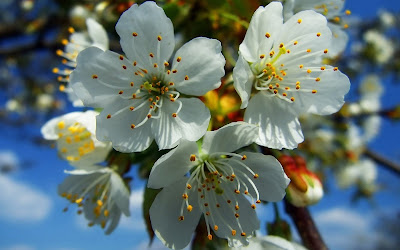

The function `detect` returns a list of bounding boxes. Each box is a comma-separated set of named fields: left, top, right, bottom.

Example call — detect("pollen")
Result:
left=178, top=216, right=184, bottom=221
left=164, top=62, right=169, bottom=67
left=235, top=213, right=240, bottom=218
left=282, top=93, right=287, bottom=97
left=208, top=234, right=212, bottom=240
left=132, top=32, right=138, bottom=37
left=147, top=114, right=152, bottom=118
left=68, top=27, right=75, bottom=33
left=133, top=61, right=137, bottom=66
left=190, top=154, right=196, bottom=161
left=149, top=53, right=154, bottom=58
left=234, top=189, right=240, bottom=194
left=118, top=91, right=123, bottom=95
left=241, top=155, right=247, bottom=160
left=279, top=43, right=284, bottom=48
left=241, top=232, right=246, bottom=237
left=254, top=173, right=259, bottom=179
left=153, top=63, right=158, bottom=68
left=132, top=93, right=137, bottom=99
left=251, top=204, right=256, bottom=209
left=259, top=54, right=265, bottom=59
left=343, top=24, right=349, bottom=29
left=299, top=64, right=303, bottom=69
left=92, top=74, right=98, bottom=79
left=273, top=89, right=278, bottom=94
left=334, top=16, right=340, bottom=23
left=297, top=19, right=302, bottom=24
left=187, top=184, right=192, bottom=189
left=294, top=41, right=298, bottom=45
left=235, top=205, right=239, bottom=210
left=172, top=69, right=177, bottom=73
left=232, top=230, right=236, bottom=236
left=265, top=32, right=271, bottom=38
left=130, top=124, right=135, bottom=129
left=307, top=49, right=311, bottom=53
left=307, top=69, right=312, bottom=74
left=172, top=113, right=177, bottom=118
left=104, top=210, right=109, bottom=217
left=316, top=77, right=321, bottom=82
left=312, top=90, right=317, bottom=94
left=106, top=114, right=111, bottom=119
left=256, top=200, right=261, bottom=204
left=157, top=35, right=162, bottom=41
left=119, top=55, right=124, bottom=60
left=291, top=97, right=295, bottom=102
left=187, top=205, right=193, bottom=212
left=317, top=33, right=321, bottom=37
left=184, top=75, right=189, bottom=80
left=122, top=65, right=127, bottom=69
left=334, top=67, right=338, bottom=71
left=320, top=66, right=326, bottom=70
left=169, top=82, right=174, bottom=86
left=177, top=56, right=182, bottom=62
left=214, top=225, right=218, bottom=231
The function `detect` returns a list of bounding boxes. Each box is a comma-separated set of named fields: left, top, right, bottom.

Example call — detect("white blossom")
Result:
left=70, top=2, right=225, bottom=152
left=58, top=166, right=130, bottom=234
left=233, top=2, right=350, bottom=149
left=147, top=122, right=289, bottom=249
left=41, top=110, right=111, bottom=168
left=364, top=30, right=394, bottom=65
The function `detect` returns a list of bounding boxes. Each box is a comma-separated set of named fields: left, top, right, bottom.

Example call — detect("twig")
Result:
left=364, top=148, right=400, bottom=176
left=284, top=200, right=327, bottom=250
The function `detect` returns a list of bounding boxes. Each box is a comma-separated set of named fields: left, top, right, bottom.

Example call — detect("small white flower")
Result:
left=363, top=29, right=394, bottom=64
left=58, top=166, right=130, bottom=234
left=336, top=159, right=377, bottom=189
left=283, top=0, right=349, bottom=57
left=36, top=93, right=54, bottom=111
left=147, top=122, right=289, bottom=249
left=233, top=2, right=350, bottom=149
left=55, top=18, right=109, bottom=107
left=362, top=115, right=381, bottom=143
left=378, top=9, right=396, bottom=28
left=70, top=2, right=225, bottom=152
left=41, top=110, right=112, bottom=168
left=359, top=74, right=384, bottom=113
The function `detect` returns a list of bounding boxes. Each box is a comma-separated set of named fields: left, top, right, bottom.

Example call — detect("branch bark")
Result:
left=284, top=200, right=327, bottom=250
left=364, top=148, right=400, bottom=176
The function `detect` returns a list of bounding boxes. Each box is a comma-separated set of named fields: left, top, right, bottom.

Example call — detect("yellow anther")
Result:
left=235, top=213, right=240, bottom=218
left=279, top=43, right=284, bottom=48
left=343, top=24, right=349, bottom=29
left=208, top=234, right=213, bottom=240
left=282, top=93, right=287, bottom=97
left=265, top=32, right=271, bottom=38
left=334, top=67, right=338, bottom=71
left=294, top=41, right=298, bottom=45
left=106, top=114, right=111, bottom=119
left=190, top=154, right=196, bottom=161
left=320, top=66, right=326, bottom=70
left=291, top=97, right=295, bottom=102
left=241, top=155, right=247, bottom=160
left=324, top=49, right=328, bottom=54
left=235, top=205, right=239, bottom=210
left=122, top=65, right=127, bottom=70
left=61, top=192, right=67, bottom=197
left=147, top=114, right=152, bottom=119
left=334, top=16, right=340, bottom=23
left=241, top=232, right=246, bottom=237
left=101, top=220, right=106, bottom=229
left=133, top=61, right=137, bottom=66
left=104, top=209, right=109, bottom=217
left=256, top=200, right=261, bottom=204
left=177, top=56, right=182, bottom=62
left=251, top=204, right=256, bottom=209
left=234, top=189, right=240, bottom=194
left=254, top=173, right=259, bottom=179
left=172, top=69, right=177, bottom=73
left=312, top=90, right=317, bottom=94
left=307, top=69, right=312, bottom=74
left=316, top=77, right=321, bottom=82
left=232, top=230, right=236, bottom=236
left=132, top=32, right=138, bottom=37
left=307, top=49, right=311, bottom=53
left=184, top=75, right=189, bottom=80
left=204, top=203, right=209, bottom=207
left=297, top=19, right=302, bottom=24
left=157, top=35, right=162, bottom=41
left=68, top=27, right=75, bottom=33
left=130, top=124, right=135, bottom=129
left=345, top=10, right=351, bottom=15
left=317, top=33, right=321, bottom=37
left=59, top=85, right=65, bottom=92
left=273, top=89, right=278, bottom=94
left=92, top=74, right=98, bottom=79
left=153, top=63, right=158, bottom=68
left=259, top=54, right=265, bottom=59
left=57, top=121, right=65, bottom=130
left=178, top=216, right=184, bottom=221
left=299, top=64, right=303, bottom=69
left=97, top=200, right=103, bottom=207
left=187, top=205, right=193, bottom=212
left=214, top=225, right=218, bottom=231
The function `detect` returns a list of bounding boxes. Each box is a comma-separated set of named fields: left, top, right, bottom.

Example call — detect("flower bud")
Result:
left=279, top=155, right=323, bottom=207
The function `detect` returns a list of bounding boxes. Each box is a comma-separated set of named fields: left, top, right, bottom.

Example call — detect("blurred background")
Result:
left=0, top=0, right=399, bottom=249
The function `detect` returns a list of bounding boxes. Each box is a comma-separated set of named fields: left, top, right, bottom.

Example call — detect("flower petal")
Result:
left=171, top=37, right=225, bottom=96
left=86, top=18, right=109, bottom=51
left=41, top=112, right=82, bottom=140
left=202, top=122, right=258, bottom=155
left=150, top=178, right=202, bottom=250
left=233, top=54, right=254, bottom=109
left=116, top=2, right=175, bottom=69
left=70, top=47, right=142, bottom=108
left=231, top=152, right=290, bottom=202
left=327, top=23, right=348, bottom=57
left=110, top=171, right=131, bottom=216
left=151, top=98, right=210, bottom=150
left=148, top=140, right=198, bottom=189
left=244, top=92, right=304, bottom=149
left=96, top=99, right=153, bottom=153
left=239, top=2, right=283, bottom=62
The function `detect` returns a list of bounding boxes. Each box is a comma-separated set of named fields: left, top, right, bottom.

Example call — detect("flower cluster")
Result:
left=42, top=1, right=353, bottom=248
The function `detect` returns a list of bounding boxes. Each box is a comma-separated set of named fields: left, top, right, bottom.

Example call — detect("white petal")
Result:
left=148, top=140, right=198, bottom=189
left=249, top=235, right=298, bottom=250
left=41, top=112, right=82, bottom=140
left=150, top=178, right=202, bottom=250
left=151, top=98, right=210, bottom=150
left=202, top=122, right=258, bottom=155
left=290, top=68, right=350, bottom=115
left=327, top=23, right=348, bottom=57
left=233, top=54, right=254, bottom=109
left=239, top=2, right=283, bottom=62
left=110, top=171, right=131, bottom=216
left=245, top=93, right=304, bottom=150
left=171, top=37, right=225, bottom=96
left=86, top=18, right=109, bottom=51
left=116, top=2, right=175, bottom=68
left=70, top=47, right=142, bottom=108
left=233, top=152, right=290, bottom=202
left=96, top=99, right=153, bottom=153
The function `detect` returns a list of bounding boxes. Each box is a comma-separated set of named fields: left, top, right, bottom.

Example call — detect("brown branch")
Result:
left=364, top=148, right=400, bottom=176
left=284, top=200, right=327, bottom=250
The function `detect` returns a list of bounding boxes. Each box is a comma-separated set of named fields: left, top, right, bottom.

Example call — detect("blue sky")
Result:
left=1, top=0, right=400, bottom=250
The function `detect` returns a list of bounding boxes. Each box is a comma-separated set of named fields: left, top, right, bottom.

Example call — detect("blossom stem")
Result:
left=219, top=12, right=249, bottom=29
left=364, top=148, right=400, bottom=176
left=284, top=199, right=327, bottom=250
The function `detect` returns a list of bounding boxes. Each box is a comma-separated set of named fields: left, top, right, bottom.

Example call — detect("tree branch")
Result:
left=284, top=200, right=327, bottom=250
left=364, top=148, right=400, bottom=176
